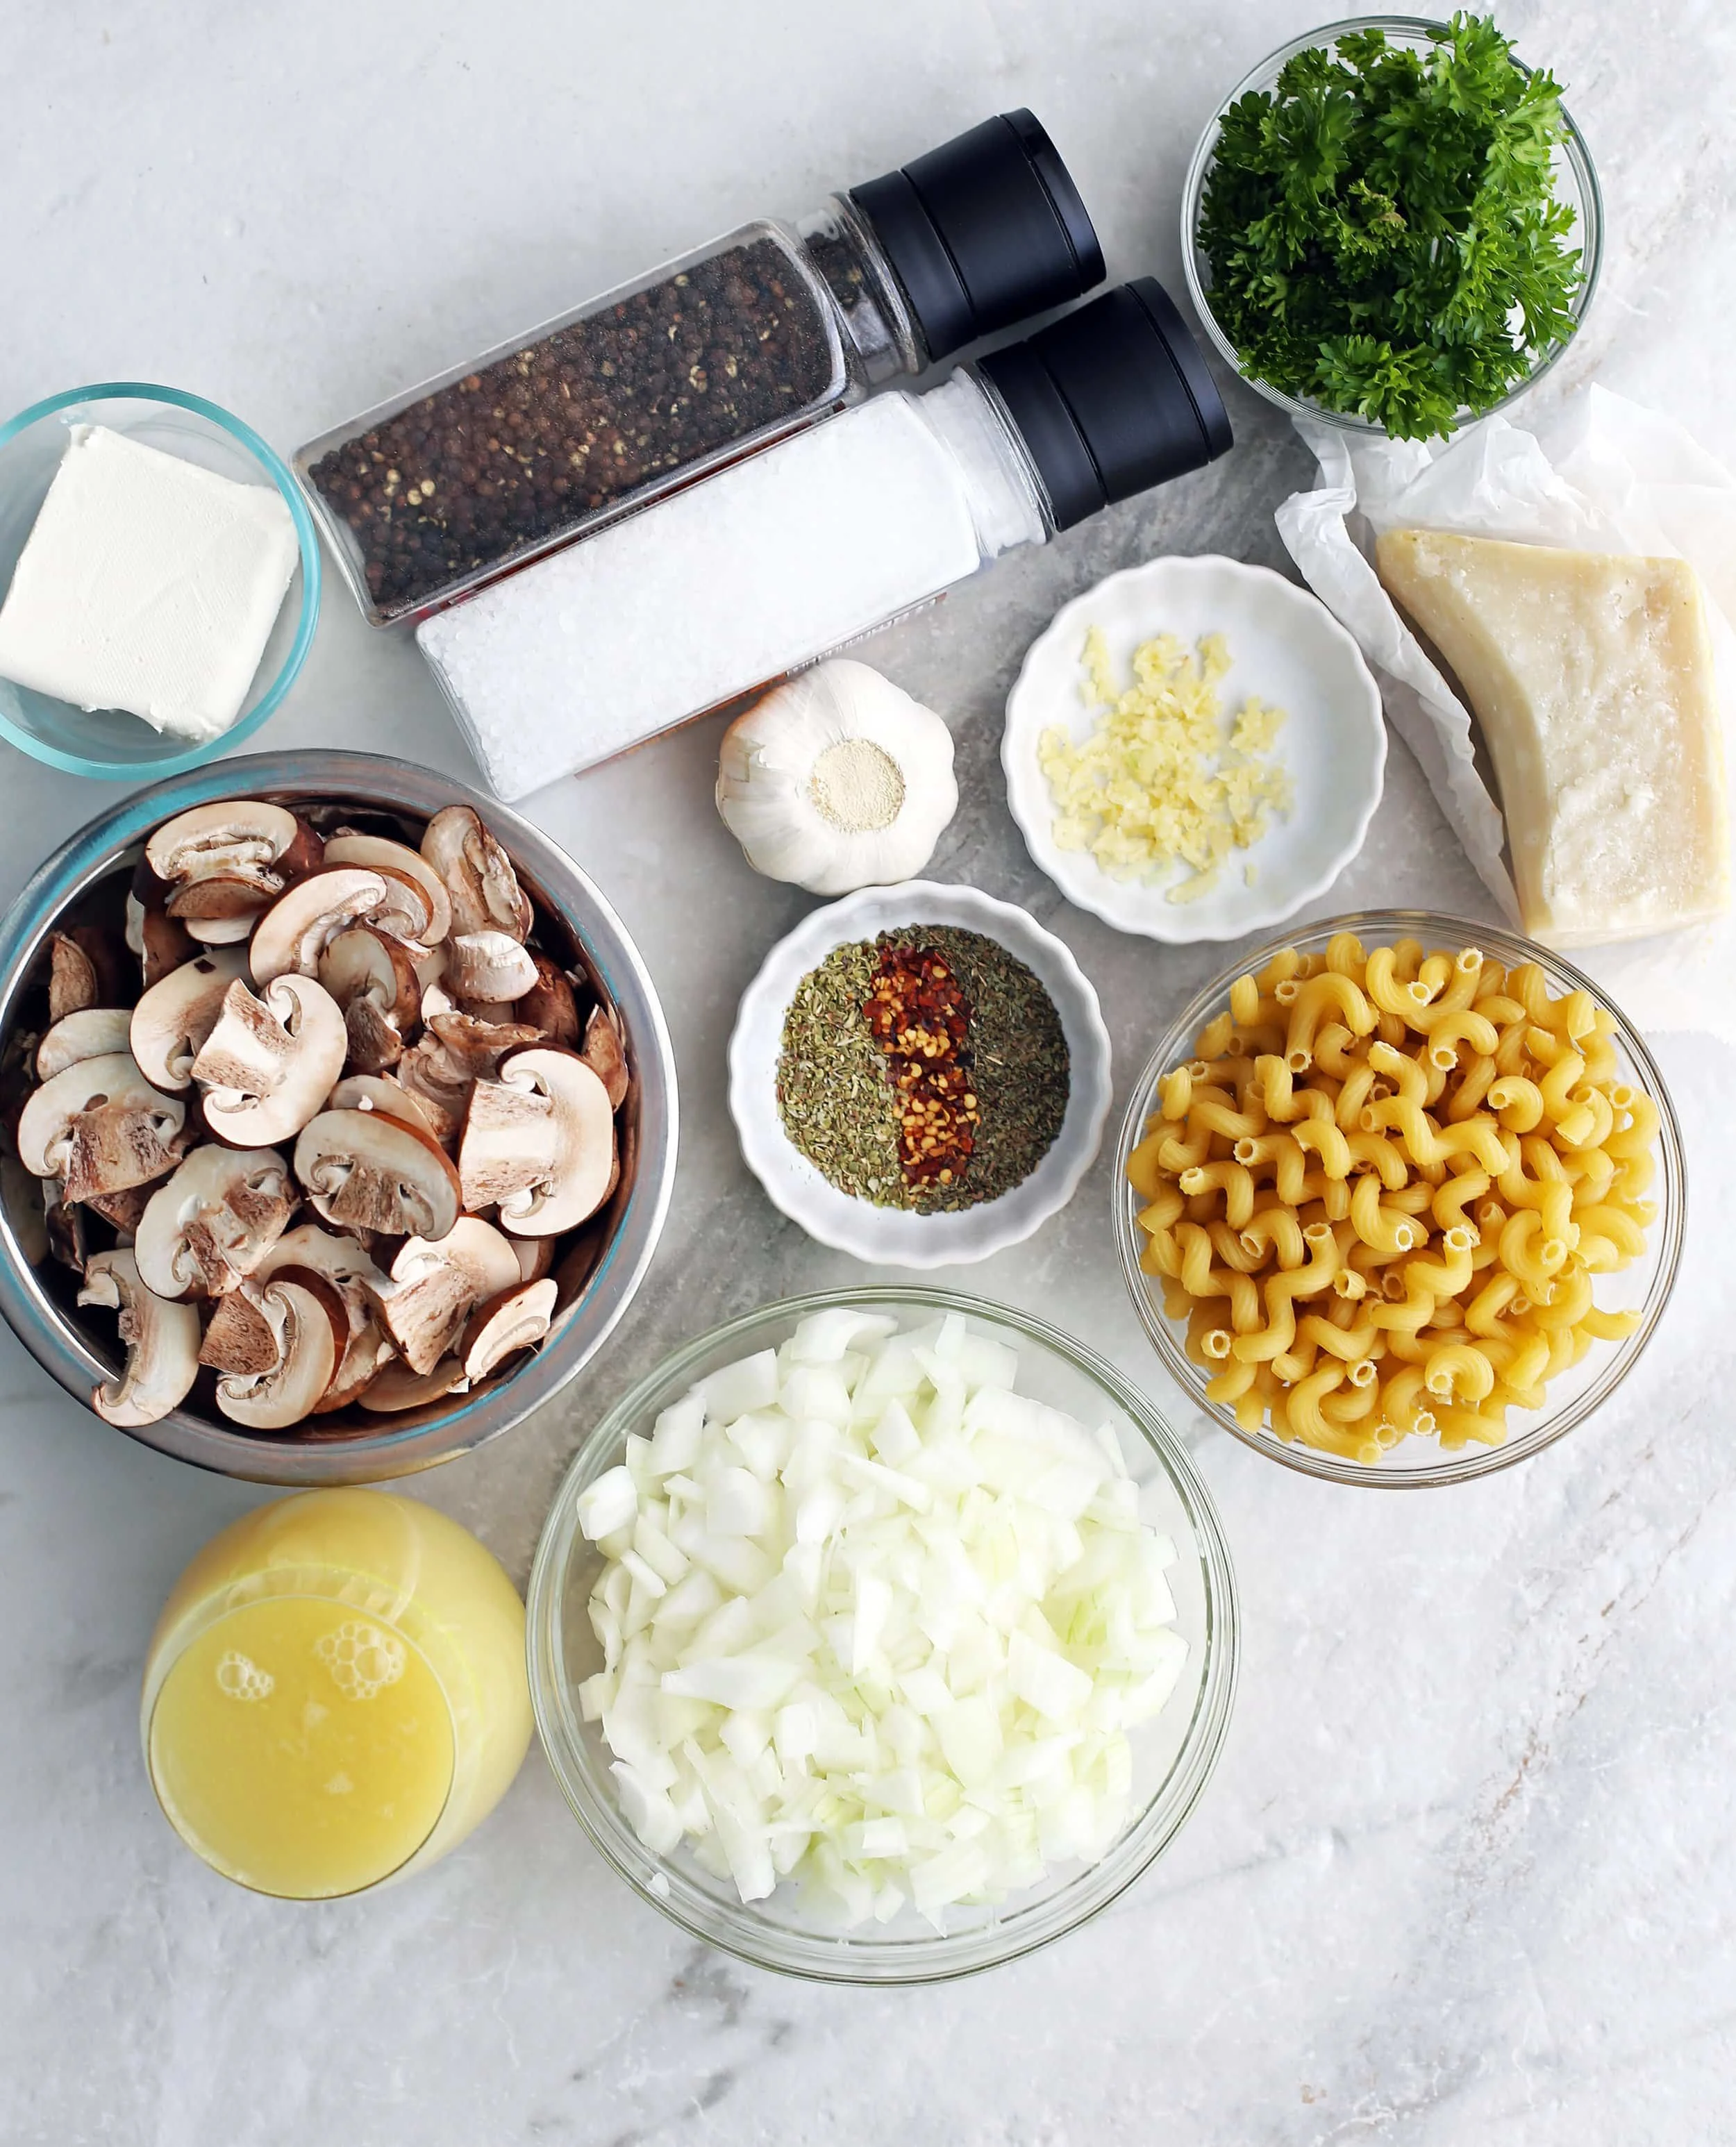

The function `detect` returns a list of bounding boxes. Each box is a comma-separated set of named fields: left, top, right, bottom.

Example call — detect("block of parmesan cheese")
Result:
left=1376, top=529, right=1730, bottom=947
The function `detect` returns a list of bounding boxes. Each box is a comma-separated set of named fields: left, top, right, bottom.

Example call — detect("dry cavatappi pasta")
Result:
left=1127, top=934, right=1659, bottom=1462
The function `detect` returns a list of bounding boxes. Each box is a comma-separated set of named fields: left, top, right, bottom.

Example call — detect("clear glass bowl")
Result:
left=0, top=384, right=321, bottom=778
left=1180, top=16, right=1603, bottom=437
left=527, top=1286, right=1240, bottom=1983
left=1114, top=912, right=1686, bottom=1489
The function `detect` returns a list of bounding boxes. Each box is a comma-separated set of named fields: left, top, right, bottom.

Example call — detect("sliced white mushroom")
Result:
left=190, top=975, right=348, bottom=1146
left=128, top=947, right=251, bottom=1091
left=248, top=869, right=390, bottom=987
left=212, top=1271, right=348, bottom=1430
left=422, top=805, right=532, bottom=941
left=322, top=835, right=452, bottom=945
left=457, top=1048, right=615, bottom=1237
left=370, top=1216, right=520, bottom=1374
left=15, top=1053, right=189, bottom=1203
left=446, top=930, right=538, bottom=1003
left=254, top=1224, right=394, bottom=1412
left=292, top=1108, right=462, bottom=1240
left=357, top=1357, right=469, bottom=1412
left=133, top=1144, right=295, bottom=1298
left=461, top=1276, right=557, bottom=1381
left=76, top=1248, right=201, bottom=1428
left=317, top=927, right=421, bottom=1074
left=326, top=1071, right=445, bottom=1141
left=36, top=1008, right=134, bottom=1082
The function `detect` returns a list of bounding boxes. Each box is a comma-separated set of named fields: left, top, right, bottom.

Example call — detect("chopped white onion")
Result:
left=583, top=1310, right=1188, bottom=1930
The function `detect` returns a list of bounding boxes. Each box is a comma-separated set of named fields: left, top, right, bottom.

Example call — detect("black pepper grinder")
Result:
left=297, top=111, right=1106, bottom=626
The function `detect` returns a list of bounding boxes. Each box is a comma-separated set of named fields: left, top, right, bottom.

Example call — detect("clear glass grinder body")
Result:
left=295, top=112, right=1104, bottom=626
left=415, top=278, right=1235, bottom=803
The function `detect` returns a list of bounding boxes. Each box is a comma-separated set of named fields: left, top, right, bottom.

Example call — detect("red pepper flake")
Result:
left=863, top=946, right=979, bottom=1189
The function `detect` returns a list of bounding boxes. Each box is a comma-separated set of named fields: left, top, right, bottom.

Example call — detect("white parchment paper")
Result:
left=1274, top=385, right=1736, bottom=1046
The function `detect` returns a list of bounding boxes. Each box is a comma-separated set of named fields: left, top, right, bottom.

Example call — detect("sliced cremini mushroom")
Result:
left=517, top=955, right=582, bottom=1049
left=253, top=1223, right=394, bottom=1413
left=248, top=868, right=391, bottom=987
left=322, top=835, right=452, bottom=946
left=446, top=930, right=538, bottom=1004
left=44, top=1183, right=87, bottom=1273
left=127, top=859, right=197, bottom=986
left=394, top=1012, right=540, bottom=1144
left=134, top=1144, right=295, bottom=1299
left=422, top=805, right=532, bottom=941
left=76, top=1248, right=201, bottom=1428
left=370, top=1216, right=520, bottom=1374
left=580, top=1003, right=630, bottom=1110
left=457, top=1047, right=615, bottom=1236
left=47, top=931, right=99, bottom=1021
left=326, top=1071, right=445, bottom=1141
left=357, top=1357, right=469, bottom=1412
left=47, top=927, right=128, bottom=1022
left=512, top=1235, right=557, bottom=1285
left=293, top=1108, right=462, bottom=1241
left=190, top=975, right=348, bottom=1146
left=147, top=801, right=322, bottom=910
left=317, top=928, right=421, bottom=1074
left=211, top=1270, right=349, bottom=1430
left=461, top=1276, right=557, bottom=1381
left=197, top=1283, right=279, bottom=1375
left=128, top=947, right=251, bottom=1091
left=15, top=1053, right=190, bottom=1203
left=85, top=1183, right=154, bottom=1237
left=36, top=1008, right=135, bottom=1082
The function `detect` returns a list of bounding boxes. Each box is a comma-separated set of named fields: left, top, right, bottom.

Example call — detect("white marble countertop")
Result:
left=4, top=2, right=1734, bottom=2141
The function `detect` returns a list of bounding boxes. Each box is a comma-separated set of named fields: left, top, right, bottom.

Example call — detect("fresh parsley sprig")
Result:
left=1197, top=14, right=1585, bottom=438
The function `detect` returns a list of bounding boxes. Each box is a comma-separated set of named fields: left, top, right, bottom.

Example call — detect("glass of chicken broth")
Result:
left=140, top=1489, right=532, bottom=1898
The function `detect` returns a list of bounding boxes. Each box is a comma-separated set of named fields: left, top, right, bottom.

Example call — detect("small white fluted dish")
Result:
left=1003, top=554, right=1387, bottom=943
left=729, top=881, right=1112, bottom=1267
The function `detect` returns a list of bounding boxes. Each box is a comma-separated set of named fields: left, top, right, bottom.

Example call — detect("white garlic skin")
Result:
left=715, top=660, right=958, bottom=896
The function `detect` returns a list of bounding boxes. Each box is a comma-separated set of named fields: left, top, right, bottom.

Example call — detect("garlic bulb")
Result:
left=716, top=660, right=958, bottom=895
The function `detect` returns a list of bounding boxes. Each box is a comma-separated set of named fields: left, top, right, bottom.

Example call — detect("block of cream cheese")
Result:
left=0, top=424, right=299, bottom=742
left=1376, top=529, right=1731, bottom=948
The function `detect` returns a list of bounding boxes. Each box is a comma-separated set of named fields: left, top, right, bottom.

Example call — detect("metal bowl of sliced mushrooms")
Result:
left=0, top=751, right=677, bottom=1483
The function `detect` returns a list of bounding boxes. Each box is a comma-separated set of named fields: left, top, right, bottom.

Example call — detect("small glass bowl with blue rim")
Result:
left=0, top=383, right=321, bottom=780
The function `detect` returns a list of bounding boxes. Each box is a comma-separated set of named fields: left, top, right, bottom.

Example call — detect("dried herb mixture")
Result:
left=776, top=926, right=1069, bottom=1213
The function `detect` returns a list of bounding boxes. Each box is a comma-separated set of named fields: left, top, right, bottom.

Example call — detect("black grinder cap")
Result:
left=849, top=110, right=1106, bottom=363
left=978, top=278, right=1234, bottom=529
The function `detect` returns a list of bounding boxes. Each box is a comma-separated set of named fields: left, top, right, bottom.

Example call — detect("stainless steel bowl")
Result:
left=0, top=751, right=678, bottom=1484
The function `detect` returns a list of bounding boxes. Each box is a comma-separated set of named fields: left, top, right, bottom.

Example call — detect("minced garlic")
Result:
left=1038, top=628, right=1292, bottom=903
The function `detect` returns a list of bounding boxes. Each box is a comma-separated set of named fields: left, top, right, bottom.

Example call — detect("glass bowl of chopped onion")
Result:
left=1179, top=16, right=1604, bottom=438
left=527, top=1287, right=1239, bottom=1982
left=1115, top=911, right=1685, bottom=1488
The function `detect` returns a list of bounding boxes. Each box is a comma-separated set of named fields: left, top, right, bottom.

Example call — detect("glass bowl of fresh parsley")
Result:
left=1182, top=13, right=1601, bottom=441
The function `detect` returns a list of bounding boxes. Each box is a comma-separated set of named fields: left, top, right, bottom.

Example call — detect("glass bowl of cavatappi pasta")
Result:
left=1115, top=912, right=1685, bottom=1486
